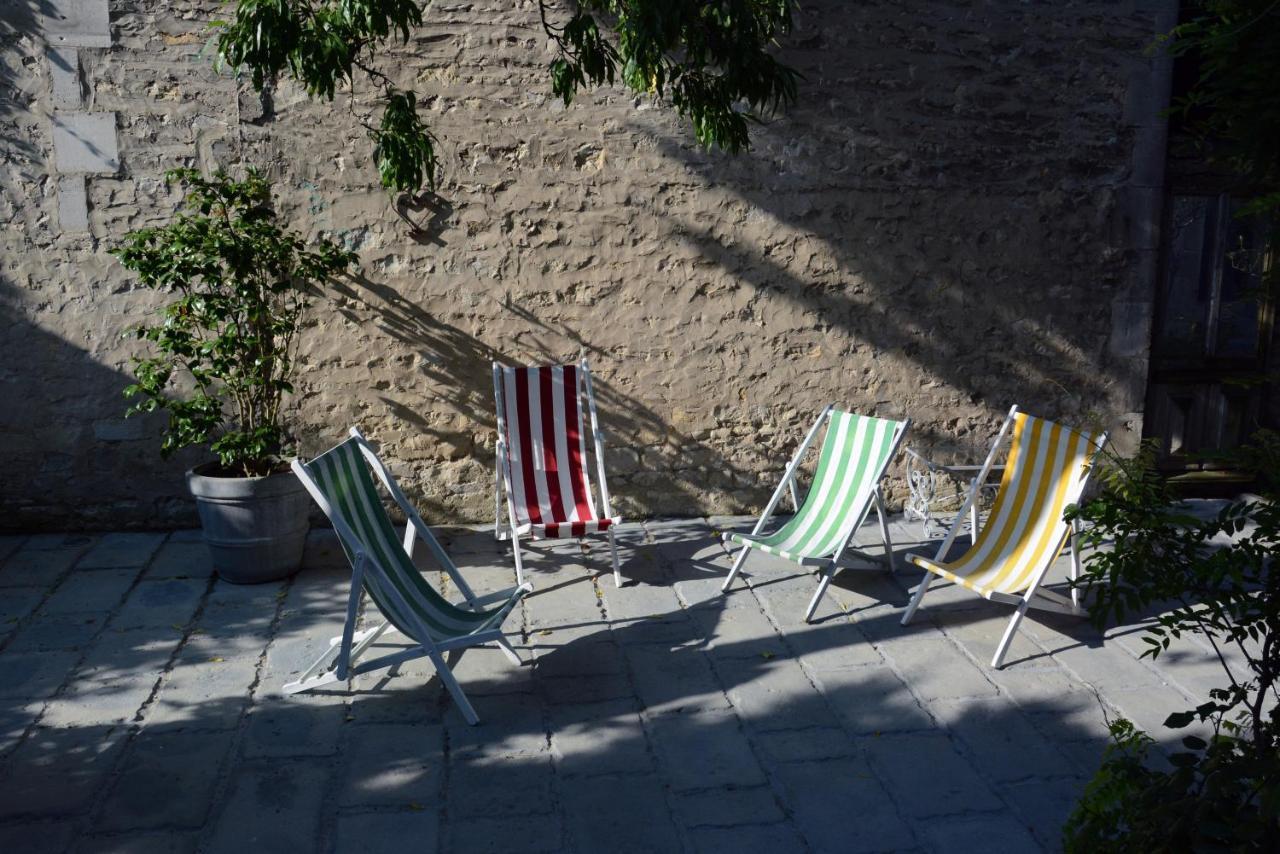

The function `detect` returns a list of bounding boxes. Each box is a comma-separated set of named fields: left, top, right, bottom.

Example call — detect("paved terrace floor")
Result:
left=0, top=514, right=1229, bottom=853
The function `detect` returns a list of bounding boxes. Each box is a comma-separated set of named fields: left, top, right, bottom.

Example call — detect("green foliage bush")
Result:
left=111, top=169, right=356, bottom=477
left=1063, top=437, right=1280, bottom=851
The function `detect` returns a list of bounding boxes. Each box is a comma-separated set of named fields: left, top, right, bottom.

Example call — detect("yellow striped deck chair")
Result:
left=721, top=405, right=911, bottom=622
left=900, top=406, right=1107, bottom=668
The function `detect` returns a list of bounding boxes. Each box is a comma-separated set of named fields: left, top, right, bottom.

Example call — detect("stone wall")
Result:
left=0, top=0, right=1176, bottom=531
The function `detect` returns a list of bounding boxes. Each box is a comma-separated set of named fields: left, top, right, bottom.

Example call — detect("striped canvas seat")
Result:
left=901, top=407, right=1107, bottom=668
left=721, top=406, right=910, bottom=622
left=495, top=363, right=620, bottom=538
left=493, top=359, right=625, bottom=585
left=907, top=413, right=1102, bottom=598
left=729, top=411, right=903, bottom=565
left=287, top=429, right=530, bottom=725
left=303, top=440, right=523, bottom=642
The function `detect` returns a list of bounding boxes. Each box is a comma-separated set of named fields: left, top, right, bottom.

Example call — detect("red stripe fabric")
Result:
left=562, top=365, right=593, bottom=524
left=513, top=368, right=542, bottom=525
left=540, top=367, right=567, bottom=524
left=499, top=362, right=610, bottom=538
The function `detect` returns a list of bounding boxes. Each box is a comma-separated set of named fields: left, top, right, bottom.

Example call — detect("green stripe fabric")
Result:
left=303, top=440, right=513, bottom=643
left=729, top=411, right=900, bottom=562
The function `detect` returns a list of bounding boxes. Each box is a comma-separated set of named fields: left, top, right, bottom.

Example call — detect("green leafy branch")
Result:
left=111, top=168, right=356, bottom=476
left=213, top=1, right=800, bottom=194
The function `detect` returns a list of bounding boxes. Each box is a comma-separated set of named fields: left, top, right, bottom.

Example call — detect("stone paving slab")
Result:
left=0, top=516, right=1235, bottom=852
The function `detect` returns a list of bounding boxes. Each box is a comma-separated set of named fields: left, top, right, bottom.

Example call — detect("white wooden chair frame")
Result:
left=491, top=358, right=623, bottom=587
left=721, top=405, right=911, bottom=622
left=287, top=428, right=530, bottom=725
left=900, top=405, right=1108, bottom=668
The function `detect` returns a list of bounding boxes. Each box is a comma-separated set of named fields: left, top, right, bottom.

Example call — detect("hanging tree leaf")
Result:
left=214, top=0, right=800, bottom=193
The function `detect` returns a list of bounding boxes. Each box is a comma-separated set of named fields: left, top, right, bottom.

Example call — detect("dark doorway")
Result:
left=1145, top=193, right=1275, bottom=489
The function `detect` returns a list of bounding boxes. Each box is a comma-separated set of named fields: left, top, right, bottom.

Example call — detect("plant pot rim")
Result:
left=188, top=460, right=292, bottom=481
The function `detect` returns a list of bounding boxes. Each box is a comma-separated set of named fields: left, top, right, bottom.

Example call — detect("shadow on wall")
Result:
left=614, top=0, right=1144, bottom=451
left=317, top=0, right=1147, bottom=522
left=322, top=273, right=771, bottom=523
left=0, top=279, right=199, bottom=531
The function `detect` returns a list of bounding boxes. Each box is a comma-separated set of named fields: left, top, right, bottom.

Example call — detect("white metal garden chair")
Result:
left=492, top=358, right=623, bottom=586
left=901, top=406, right=1107, bottom=668
left=721, top=406, right=911, bottom=621
left=287, top=428, right=530, bottom=725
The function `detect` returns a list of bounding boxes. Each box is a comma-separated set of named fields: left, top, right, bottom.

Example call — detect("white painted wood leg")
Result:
left=721, top=547, right=751, bottom=592
left=495, top=635, right=523, bottom=667
left=901, top=572, right=933, bottom=625
left=511, top=531, right=525, bottom=586
left=804, top=563, right=838, bottom=623
left=875, top=489, right=896, bottom=573
left=991, top=601, right=1031, bottom=668
left=608, top=528, right=622, bottom=587
left=432, top=651, right=480, bottom=725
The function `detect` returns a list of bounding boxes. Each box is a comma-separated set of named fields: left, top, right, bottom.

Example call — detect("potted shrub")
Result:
left=112, top=167, right=355, bottom=583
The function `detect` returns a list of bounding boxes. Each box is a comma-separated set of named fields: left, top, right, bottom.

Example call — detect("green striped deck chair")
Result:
left=901, top=406, right=1107, bottom=668
left=287, top=428, right=531, bottom=725
left=722, top=406, right=910, bottom=622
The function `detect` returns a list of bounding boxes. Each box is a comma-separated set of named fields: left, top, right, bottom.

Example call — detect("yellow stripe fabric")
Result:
left=909, top=413, right=1101, bottom=598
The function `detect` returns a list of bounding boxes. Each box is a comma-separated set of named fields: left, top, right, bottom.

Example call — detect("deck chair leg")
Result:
left=874, top=488, right=896, bottom=573
left=431, top=651, right=480, bottom=725
left=992, top=601, right=1031, bottom=669
left=721, top=546, right=752, bottom=592
left=607, top=528, right=623, bottom=587
left=1069, top=521, right=1082, bottom=611
left=901, top=572, right=933, bottom=625
left=804, top=563, right=839, bottom=623
left=495, top=635, right=524, bottom=667
left=510, top=531, right=525, bottom=587
left=969, top=479, right=979, bottom=539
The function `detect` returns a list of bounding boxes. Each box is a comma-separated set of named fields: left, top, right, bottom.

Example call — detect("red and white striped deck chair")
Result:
left=492, top=359, right=623, bottom=586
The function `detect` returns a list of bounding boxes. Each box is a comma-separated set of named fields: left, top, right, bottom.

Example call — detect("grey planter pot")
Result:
left=186, top=464, right=310, bottom=584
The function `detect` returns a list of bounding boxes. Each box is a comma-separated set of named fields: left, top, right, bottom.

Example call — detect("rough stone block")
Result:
left=688, top=823, right=807, bottom=854
left=240, top=698, right=346, bottom=758
left=447, top=750, right=554, bottom=818
left=646, top=709, right=766, bottom=791
left=716, top=655, right=841, bottom=732
left=204, top=761, right=331, bottom=853
left=57, top=174, right=89, bottom=232
left=39, top=568, right=139, bottom=615
left=773, top=758, right=915, bottom=853
left=110, top=578, right=206, bottom=631
left=670, top=785, right=785, bottom=829
left=78, top=532, right=165, bottom=570
left=917, top=813, right=1041, bottom=854
left=0, top=726, right=128, bottom=819
left=862, top=732, right=1004, bottom=818
left=41, top=0, right=111, bottom=48
left=881, top=637, right=1000, bottom=702
left=549, top=698, right=651, bottom=777
left=626, top=642, right=731, bottom=716
left=338, top=723, right=443, bottom=807
left=445, top=812, right=563, bottom=854
left=815, top=665, right=935, bottom=735
left=0, top=650, right=77, bottom=700
left=561, top=773, right=681, bottom=854
left=333, top=811, right=440, bottom=854
left=51, top=112, right=119, bottom=173
left=0, top=543, right=86, bottom=587
left=931, top=698, right=1080, bottom=783
left=96, top=728, right=236, bottom=831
